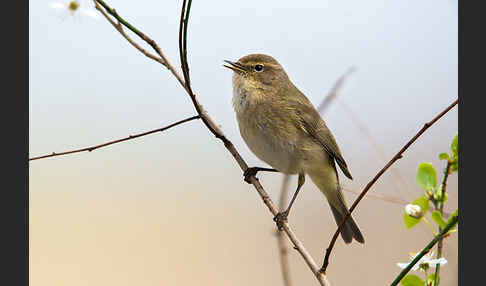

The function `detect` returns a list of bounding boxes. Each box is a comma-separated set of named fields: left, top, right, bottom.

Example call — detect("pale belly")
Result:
left=232, top=80, right=329, bottom=174
left=236, top=113, right=328, bottom=175
left=240, top=124, right=303, bottom=174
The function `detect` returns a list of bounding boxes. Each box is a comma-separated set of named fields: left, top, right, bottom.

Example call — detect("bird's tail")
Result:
left=308, top=166, right=364, bottom=244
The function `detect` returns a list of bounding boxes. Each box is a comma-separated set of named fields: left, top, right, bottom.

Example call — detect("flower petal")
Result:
left=427, top=258, right=448, bottom=267
left=396, top=262, right=419, bottom=271
left=49, top=2, right=66, bottom=9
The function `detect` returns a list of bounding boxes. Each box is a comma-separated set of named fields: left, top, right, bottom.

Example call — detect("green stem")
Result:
left=183, top=0, right=193, bottom=61
left=390, top=214, right=458, bottom=286
left=433, top=161, right=451, bottom=285
left=421, top=217, right=438, bottom=236
left=95, top=0, right=144, bottom=39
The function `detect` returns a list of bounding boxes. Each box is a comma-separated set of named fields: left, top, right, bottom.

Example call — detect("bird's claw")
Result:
left=243, top=167, right=259, bottom=184
left=273, top=211, right=289, bottom=231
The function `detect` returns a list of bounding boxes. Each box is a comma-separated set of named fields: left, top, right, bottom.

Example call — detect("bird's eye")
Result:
left=254, top=64, right=264, bottom=72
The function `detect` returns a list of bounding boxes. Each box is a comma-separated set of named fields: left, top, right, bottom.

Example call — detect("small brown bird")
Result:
left=224, top=54, right=364, bottom=244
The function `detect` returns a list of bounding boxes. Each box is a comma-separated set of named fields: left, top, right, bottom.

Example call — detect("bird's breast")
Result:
left=232, top=95, right=306, bottom=174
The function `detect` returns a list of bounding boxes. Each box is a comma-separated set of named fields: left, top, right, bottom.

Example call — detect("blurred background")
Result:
left=29, top=0, right=458, bottom=285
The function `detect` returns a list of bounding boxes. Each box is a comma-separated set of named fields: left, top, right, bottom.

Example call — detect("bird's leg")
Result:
left=243, top=167, right=279, bottom=184
left=274, top=173, right=305, bottom=230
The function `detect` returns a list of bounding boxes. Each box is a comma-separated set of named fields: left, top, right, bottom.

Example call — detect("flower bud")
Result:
left=405, top=204, right=423, bottom=219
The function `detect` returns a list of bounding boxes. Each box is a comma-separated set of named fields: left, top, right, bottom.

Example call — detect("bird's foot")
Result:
left=243, top=167, right=278, bottom=184
left=273, top=210, right=289, bottom=231
left=243, top=167, right=259, bottom=184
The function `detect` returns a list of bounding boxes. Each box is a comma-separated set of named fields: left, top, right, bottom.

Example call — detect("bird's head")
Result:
left=223, top=53, right=290, bottom=89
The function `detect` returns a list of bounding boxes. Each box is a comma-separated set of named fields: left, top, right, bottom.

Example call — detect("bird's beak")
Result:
left=223, top=60, right=247, bottom=73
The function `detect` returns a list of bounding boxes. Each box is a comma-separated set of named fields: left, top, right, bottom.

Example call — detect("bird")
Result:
left=223, top=53, right=364, bottom=244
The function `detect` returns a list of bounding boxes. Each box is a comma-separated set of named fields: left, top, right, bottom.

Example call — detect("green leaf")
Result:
left=450, top=161, right=458, bottom=173
left=412, top=196, right=430, bottom=213
left=401, top=274, right=424, bottom=286
left=404, top=212, right=421, bottom=229
left=442, top=192, right=448, bottom=203
left=438, top=153, right=449, bottom=160
left=416, top=163, right=437, bottom=191
left=431, top=211, right=447, bottom=229
left=450, top=134, right=458, bottom=156
left=403, top=196, right=431, bottom=228
left=426, top=273, right=440, bottom=286
left=447, top=209, right=459, bottom=225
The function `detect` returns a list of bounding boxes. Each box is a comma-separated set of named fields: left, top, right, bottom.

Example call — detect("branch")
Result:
left=320, top=99, right=458, bottom=273
left=177, top=2, right=329, bottom=284
left=433, top=160, right=452, bottom=285
left=338, top=99, right=411, bottom=195
left=390, top=214, right=458, bottom=286
left=94, top=1, right=165, bottom=65
left=276, top=175, right=293, bottom=286
left=92, top=1, right=330, bottom=284
left=316, top=68, right=414, bottom=208
left=275, top=66, right=354, bottom=285
left=342, top=188, right=407, bottom=205
left=93, top=0, right=186, bottom=88
left=316, top=66, right=356, bottom=113
left=318, top=67, right=410, bottom=196
left=29, top=116, right=200, bottom=161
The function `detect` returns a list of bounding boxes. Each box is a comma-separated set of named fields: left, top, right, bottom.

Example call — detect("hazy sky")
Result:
left=30, top=1, right=457, bottom=285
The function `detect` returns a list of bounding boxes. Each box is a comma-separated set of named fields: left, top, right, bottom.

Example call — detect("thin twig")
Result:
left=29, top=116, right=200, bottom=161
left=318, top=67, right=410, bottom=197
left=94, top=1, right=165, bottom=65
left=342, top=188, right=407, bottom=205
left=390, top=214, right=458, bottom=286
left=96, top=1, right=331, bottom=284
left=276, top=175, right=292, bottom=286
left=354, top=188, right=455, bottom=221
left=433, top=161, right=452, bottom=285
left=317, top=68, right=413, bottom=207
left=343, top=186, right=451, bottom=217
left=274, top=66, right=354, bottom=285
left=338, top=99, right=411, bottom=197
left=94, top=0, right=186, bottom=88
left=276, top=66, right=356, bottom=285
left=320, top=99, right=458, bottom=273
left=177, top=1, right=329, bottom=283
left=316, top=66, right=356, bottom=113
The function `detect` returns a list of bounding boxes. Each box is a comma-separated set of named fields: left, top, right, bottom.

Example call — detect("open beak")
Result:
left=223, top=60, right=247, bottom=73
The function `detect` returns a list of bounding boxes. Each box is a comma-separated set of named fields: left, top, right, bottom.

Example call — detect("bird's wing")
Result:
left=290, top=96, right=353, bottom=180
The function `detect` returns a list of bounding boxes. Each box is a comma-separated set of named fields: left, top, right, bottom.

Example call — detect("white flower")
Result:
left=396, top=251, right=447, bottom=272
left=49, top=0, right=100, bottom=20
left=405, top=203, right=423, bottom=218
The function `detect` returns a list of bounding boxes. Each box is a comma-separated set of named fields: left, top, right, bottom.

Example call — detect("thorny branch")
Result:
left=320, top=99, right=458, bottom=273
left=29, top=116, right=200, bottom=161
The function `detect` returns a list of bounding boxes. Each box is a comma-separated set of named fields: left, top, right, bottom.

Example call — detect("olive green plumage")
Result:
left=225, top=54, right=364, bottom=244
